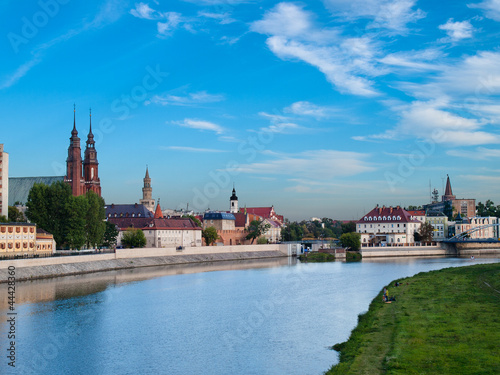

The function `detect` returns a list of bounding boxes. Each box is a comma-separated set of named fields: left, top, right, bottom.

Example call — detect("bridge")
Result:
left=444, top=223, right=500, bottom=243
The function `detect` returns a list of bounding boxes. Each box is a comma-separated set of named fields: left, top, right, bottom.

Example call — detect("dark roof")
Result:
left=233, top=212, right=247, bottom=228
left=357, top=206, right=421, bottom=224
left=105, top=204, right=153, bottom=218
left=8, top=176, right=65, bottom=205
left=108, top=217, right=201, bottom=230
left=203, top=212, right=235, bottom=221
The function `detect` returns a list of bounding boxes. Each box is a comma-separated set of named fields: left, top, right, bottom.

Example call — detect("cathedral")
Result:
left=64, top=107, right=101, bottom=197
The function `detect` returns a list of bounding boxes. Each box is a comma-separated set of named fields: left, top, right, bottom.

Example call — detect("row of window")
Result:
left=108, top=213, right=144, bottom=218
left=0, top=226, right=35, bottom=233
left=364, top=216, right=401, bottom=221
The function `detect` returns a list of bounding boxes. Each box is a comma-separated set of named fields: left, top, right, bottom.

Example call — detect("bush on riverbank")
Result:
left=298, top=252, right=335, bottom=262
left=345, top=251, right=362, bottom=262
left=326, top=263, right=500, bottom=374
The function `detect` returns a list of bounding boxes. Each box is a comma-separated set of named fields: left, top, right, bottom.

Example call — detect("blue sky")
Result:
left=1, top=0, right=500, bottom=220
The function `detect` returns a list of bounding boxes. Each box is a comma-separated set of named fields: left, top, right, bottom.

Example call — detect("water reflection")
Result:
left=0, top=256, right=497, bottom=375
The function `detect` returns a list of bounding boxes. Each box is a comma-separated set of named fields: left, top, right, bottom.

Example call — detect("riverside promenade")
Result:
left=0, top=244, right=291, bottom=282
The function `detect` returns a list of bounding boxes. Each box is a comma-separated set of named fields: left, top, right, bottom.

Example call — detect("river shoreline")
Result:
left=326, top=262, right=500, bottom=374
left=0, top=250, right=287, bottom=283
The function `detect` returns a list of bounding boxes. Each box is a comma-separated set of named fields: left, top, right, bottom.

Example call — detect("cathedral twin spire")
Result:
left=65, top=105, right=101, bottom=197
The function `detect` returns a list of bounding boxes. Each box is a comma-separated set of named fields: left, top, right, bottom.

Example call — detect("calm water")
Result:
left=0, top=256, right=498, bottom=375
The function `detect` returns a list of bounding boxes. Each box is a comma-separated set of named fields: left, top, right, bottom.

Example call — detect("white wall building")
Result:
left=357, top=205, right=422, bottom=246
left=456, top=217, right=499, bottom=239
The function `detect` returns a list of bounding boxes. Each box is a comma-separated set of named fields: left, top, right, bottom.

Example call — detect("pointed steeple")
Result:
left=442, top=174, right=456, bottom=202
left=145, top=165, right=150, bottom=179
left=154, top=199, right=163, bottom=218
left=86, top=108, right=95, bottom=146
left=72, top=104, right=78, bottom=137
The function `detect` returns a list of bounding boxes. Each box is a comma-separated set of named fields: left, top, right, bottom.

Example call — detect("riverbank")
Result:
left=326, top=262, right=500, bottom=374
left=0, top=244, right=288, bottom=282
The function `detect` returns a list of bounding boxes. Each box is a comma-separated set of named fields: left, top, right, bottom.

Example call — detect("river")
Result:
left=0, top=256, right=498, bottom=375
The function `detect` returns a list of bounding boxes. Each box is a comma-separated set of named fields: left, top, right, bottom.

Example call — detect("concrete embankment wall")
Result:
left=455, top=242, right=500, bottom=255
left=0, top=244, right=288, bottom=282
left=361, top=245, right=451, bottom=258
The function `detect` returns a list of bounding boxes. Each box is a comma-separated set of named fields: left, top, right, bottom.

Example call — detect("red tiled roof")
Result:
left=233, top=212, right=248, bottom=228
left=407, top=210, right=425, bottom=216
left=357, top=206, right=421, bottom=224
left=242, top=207, right=273, bottom=217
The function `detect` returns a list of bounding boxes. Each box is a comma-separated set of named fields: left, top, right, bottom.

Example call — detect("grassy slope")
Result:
left=326, top=263, right=500, bottom=375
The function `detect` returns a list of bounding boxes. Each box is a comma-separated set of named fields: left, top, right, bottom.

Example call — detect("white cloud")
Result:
left=439, top=19, right=474, bottom=41
left=235, top=149, right=375, bottom=179
left=148, top=91, right=224, bottom=106
left=163, top=146, right=227, bottom=153
left=323, top=0, right=425, bottom=33
left=285, top=101, right=336, bottom=119
left=468, top=0, right=500, bottom=21
left=251, top=3, right=381, bottom=97
left=172, top=119, right=225, bottom=134
left=447, top=147, right=500, bottom=159
left=359, top=101, right=500, bottom=146
left=379, top=49, right=445, bottom=71
left=266, top=36, right=379, bottom=96
left=198, top=11, right=236, bottom=24
left=130, top=2, right=159, bottom=20
left=130, top=3, right=189, bottom=36
left=0, top=57, right=41, bottom=90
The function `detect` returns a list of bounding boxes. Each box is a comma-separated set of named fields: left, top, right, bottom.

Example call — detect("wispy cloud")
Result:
left=148, top=91, right=224, bottom=106
left=323, top=0, right=425, bottom=34
left=439, top=18, right=474, bottom=42
left=379, top=49, right=445, bottom=71
left=284, top=101, right=339, bottom=119
left=447, top=147, right=500, bottom=159
left=198, top=11, right=236, bottom=24
left=251, top=3, right=382, bottom=97
left=235, top=149, right=375, bottom=179
left=468, top=0, right=500, bottom=21
left=1, top=0, right=127, bottom=90
left=172, top=118, right=225, bottom=134
left=130, top=3, right=191, bottom=36
left=358, top=100, right=500, bottom=146
left=162, top=146, right=228, bottom=153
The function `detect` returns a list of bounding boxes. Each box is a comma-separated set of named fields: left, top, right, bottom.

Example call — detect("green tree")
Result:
left=246, top=220, right=271, bottom=244
left=8, top=206, right=24, bottom=222
left=103, top=221, right=119, bottom=248
left=121, top=228, right=147, bottom=248
left=341, top=221, right=356, bottom=234
left=340, top=232, right=361, bottom=251
left=26, top=181, right=73, bottom=247
left=65, top=195, right=88, bottom=249
left=0, top=215, right=8, bottom=223
left=257, top=236, right=268, bottom=244
left=202, top=226, right=219, bottom=246
left=476, top=200, right=500, bottom=218
left=85, top=191, right=106, bottom=248
left=418, top=222, right=434, bottom=242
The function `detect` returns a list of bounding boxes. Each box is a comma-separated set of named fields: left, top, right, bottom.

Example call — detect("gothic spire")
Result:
left=86, top=108, right=95, bottom=145
left=145, top=165, right=150, bottom=179
left=72, top=104, right=78, bottom=137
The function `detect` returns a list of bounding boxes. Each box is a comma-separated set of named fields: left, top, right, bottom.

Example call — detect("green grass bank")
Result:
left=327, top=263, right=500, bottom=374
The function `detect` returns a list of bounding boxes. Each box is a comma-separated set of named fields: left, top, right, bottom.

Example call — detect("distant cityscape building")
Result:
left=140, top=167, right=155, bottom=213
left=356, top=205, right=422, bottom=245
left=0, top=144, right=8, bottom=217
left=105, top=203, right=153, bottom=219
left=0, top=223, right=55, bottom=255
left=441, top=175, right=475, bottom=218
left=65, top=107, right=101, bottom=196
left=109, top=215, right=202, bottom=248
left=426, top=211, right=448, bottom=241
left=455, top=216, right=499, bottom=240
left=229, top=185, right=238, bottom=214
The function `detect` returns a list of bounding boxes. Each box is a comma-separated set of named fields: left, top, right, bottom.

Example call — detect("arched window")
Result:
left=364, top=217, right=367, bottom=221
left=383, top=216, right=386, bottom=220
left=378, top=216, right=382, bottom=220
left=397, top=216, right=401, bottom=220
left=369, top=217, right=372, bottom=221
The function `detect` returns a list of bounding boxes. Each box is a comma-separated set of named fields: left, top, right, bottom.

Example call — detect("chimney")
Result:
left=390, top=207, right=393, bottom=214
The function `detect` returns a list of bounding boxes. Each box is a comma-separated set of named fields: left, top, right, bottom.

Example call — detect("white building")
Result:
left=110, top=217, right=202, bottom=248
left=356, top=205, right=422, bottom=246
left=456, top=217, right=499, bottom=239
left=0, top=144, right=8, bottom=218
left=262, top=218, right=282, bottom=243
